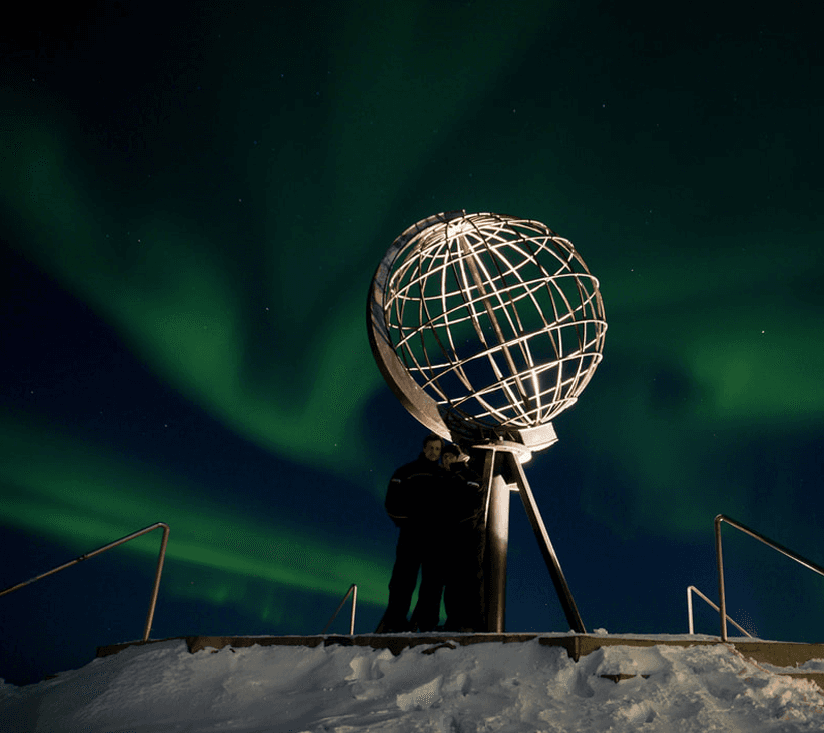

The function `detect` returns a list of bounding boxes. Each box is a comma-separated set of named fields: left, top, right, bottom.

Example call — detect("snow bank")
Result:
left=2, top=637, right=824, bottom=732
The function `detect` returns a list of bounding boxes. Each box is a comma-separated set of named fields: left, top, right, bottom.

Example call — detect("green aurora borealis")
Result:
left=1, top=0, right=823, bottom=683
left=0, top=413, right=390, bottom=603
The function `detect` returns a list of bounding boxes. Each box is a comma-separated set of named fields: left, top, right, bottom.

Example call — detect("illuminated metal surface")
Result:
left=367, top=211, right=607, bottom=633
left=368, top=211, right=607, bottom=452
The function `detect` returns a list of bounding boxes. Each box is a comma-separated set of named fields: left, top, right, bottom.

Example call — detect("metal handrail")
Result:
left=0, top=522, right=170, bottom=642
left=321, top=583, right=358, bottom=635
left=686, top=585, right=752, bottom=637
left=715, top=514, right=824, bottom=641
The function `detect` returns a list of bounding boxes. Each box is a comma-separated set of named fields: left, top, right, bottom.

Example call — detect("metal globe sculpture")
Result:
left=368, top=210, right=607, bottom=453
left=369, top=211, right=608, bottom=634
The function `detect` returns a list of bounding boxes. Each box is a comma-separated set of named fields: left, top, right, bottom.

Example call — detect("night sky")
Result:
left=2, top=1, right=822, bottom=686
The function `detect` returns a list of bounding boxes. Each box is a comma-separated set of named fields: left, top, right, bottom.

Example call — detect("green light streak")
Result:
left=1, top=124, right=381, bottom=471
left=0, top=414, right=391, bottom=614
left=600, top=235, right=823, bottom=317
left=0, top=1, right=553, bottom=477
left=688, top=322, right=824, bottom=422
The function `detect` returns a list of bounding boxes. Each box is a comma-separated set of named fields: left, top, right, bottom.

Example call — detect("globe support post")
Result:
left=481, top=448, right=511, bottom=632
left=479, top=444, right=587, bottom=634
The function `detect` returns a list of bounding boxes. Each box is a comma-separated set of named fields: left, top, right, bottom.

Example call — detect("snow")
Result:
left=3, top=636, right=824, bottom=732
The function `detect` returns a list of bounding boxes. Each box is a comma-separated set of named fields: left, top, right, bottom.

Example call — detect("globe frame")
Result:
left=367, top=210, right=607, bottom=453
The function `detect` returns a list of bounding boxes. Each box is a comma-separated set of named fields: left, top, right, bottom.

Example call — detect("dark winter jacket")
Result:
left=384, top=454, right=446, bottom=526
left=443, top=464, right=484, bottom=526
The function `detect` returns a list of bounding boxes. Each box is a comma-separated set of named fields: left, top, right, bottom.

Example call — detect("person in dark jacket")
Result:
left=441, top=446, right=486, bottom=631
left=375, top=433, right=446, bottom=633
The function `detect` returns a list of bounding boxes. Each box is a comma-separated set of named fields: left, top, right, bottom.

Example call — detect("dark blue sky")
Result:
left=1, top=0, right=823, bottom=685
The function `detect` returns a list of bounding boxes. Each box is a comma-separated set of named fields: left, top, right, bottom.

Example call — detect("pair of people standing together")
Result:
left=376, top=433, right=485, bottom=633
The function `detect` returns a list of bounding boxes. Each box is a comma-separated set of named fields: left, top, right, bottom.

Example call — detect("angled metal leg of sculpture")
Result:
left=506, top=452, right=587, bottom=633
left=480, top=447, right=586, bottom=634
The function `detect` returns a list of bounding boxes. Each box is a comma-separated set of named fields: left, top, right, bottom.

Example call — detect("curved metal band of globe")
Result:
left=367, top=211, right=465, bottom=442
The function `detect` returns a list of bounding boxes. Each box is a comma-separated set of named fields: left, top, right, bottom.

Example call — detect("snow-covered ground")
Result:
left=3, top=636, right=824, bottom=732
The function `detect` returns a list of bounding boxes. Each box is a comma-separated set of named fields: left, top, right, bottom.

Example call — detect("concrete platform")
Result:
left=96, top=633, right=824, bottom=690
left=97, top=632, right=543, bottom=658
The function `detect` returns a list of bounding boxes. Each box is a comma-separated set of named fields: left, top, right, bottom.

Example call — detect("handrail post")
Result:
left=143, top=523, right=170, bottom=641
left=322, top=584, right=358, bottom=635
left=687, top=584, right=752, bottom=638
left=687, top=586, right=695, bottom=635
left=715, top=515, right=728, bottom=641
left=349, top=584, right=358, bottom=635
